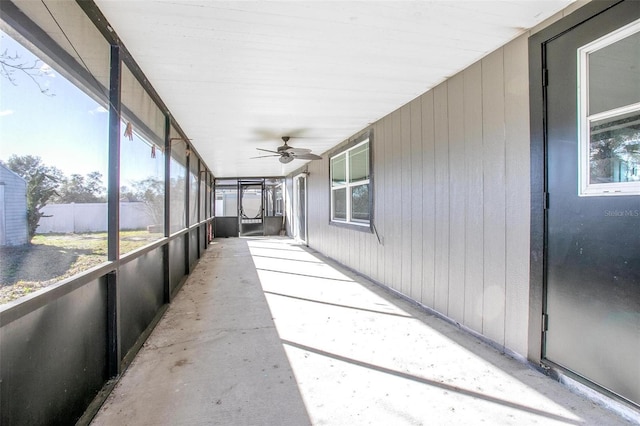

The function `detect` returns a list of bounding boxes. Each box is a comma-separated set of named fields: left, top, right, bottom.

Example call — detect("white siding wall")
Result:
left=0, top=165, right=28, bottom=246
left=304, top=33, right=532, bottom=357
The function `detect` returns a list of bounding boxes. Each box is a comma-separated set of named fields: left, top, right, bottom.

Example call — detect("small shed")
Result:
left=0, top=163, right=28, bottom=246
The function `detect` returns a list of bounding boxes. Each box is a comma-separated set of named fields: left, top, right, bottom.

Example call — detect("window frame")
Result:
left=577, top=19, right=640, bottom=197
left=329, top=131, right=373, bottom=231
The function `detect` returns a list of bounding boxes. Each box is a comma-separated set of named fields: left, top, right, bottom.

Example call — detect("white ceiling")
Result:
left=94, top=0, right=574, bottom=178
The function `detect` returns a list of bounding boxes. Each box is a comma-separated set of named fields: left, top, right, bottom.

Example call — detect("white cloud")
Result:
left=39, top=63, right=55, bottom=78
left=89, top=106, right=108, bottom=115
left=0, top=110, right=14, bottom=117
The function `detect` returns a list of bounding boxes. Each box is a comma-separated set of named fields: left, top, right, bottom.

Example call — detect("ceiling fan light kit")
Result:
left=253, top=136, right=322, bottom=163
left=279, top=154, right=294, bottom=164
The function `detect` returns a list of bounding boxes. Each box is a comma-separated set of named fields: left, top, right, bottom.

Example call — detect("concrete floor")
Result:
left=91, top=237, right=638, bottom=426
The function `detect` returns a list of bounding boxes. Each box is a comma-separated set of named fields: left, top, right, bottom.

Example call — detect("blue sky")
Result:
left=0, top=29, right=163, bottom=185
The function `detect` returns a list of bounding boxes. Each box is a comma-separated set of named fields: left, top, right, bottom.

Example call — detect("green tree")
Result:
left=122, top=177, right=164, bottom=225
left=54, top=171, right=106, bottom=203
left=3, top=155, right=62, bottom=240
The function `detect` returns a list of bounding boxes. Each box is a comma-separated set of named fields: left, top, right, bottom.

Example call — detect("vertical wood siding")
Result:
left=503, top=35, right=531, bottom=353
left=304, top=33, right=531, bottom=357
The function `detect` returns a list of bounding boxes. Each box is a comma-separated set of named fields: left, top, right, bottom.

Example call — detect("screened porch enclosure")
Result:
left=1, top=0, right=639, bottom=424
left=0, top=1, right=213, bottom=423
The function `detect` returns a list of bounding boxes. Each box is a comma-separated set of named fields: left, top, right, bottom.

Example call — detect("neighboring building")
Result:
left=0, top=163, right=28, bottom=246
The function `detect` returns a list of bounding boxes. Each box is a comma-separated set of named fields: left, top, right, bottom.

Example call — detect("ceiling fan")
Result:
left=252, top=136, right=322, bottom=164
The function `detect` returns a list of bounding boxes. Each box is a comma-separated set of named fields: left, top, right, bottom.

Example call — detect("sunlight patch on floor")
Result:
left=247, top=238, right=584, bottom=425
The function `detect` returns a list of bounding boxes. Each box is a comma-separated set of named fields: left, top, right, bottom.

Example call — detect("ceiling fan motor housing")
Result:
left=277, top=136, right=292, bottom=152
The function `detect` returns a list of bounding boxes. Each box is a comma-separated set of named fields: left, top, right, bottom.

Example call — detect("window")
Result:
left=578, top=19, right=640, bottom=196
left=330, top=137, right=371, bottom=226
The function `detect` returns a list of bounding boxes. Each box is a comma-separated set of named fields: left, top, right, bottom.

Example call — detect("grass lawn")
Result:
left=0, top=230, right=163, bottom=305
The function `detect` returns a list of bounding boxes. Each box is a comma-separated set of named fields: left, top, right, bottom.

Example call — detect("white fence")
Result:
left=37, top=202, right=158, bottom=234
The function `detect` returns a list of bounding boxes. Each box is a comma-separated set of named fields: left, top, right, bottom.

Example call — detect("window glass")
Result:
left=0, top=29, right=108, bottom=305
left=333, top=188, right=347, bottom=220
left=589, top=30, right=640, bottom=115
left=589, top=111, right=640, bottom=184
left=169, top=126, right=187, bottom=233
left=331, top=154, right=346, bottom=186
left=119, top=64, right=165, bottom=256
left=579, top=20, right=640, bottom=196
left=351, top=184, right=370, bottom=222
left=349, top=143, right=369, bottom=182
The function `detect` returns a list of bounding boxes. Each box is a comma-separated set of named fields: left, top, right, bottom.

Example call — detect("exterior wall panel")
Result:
left=120, top=247, right=164, bottom=357
left=410, top=98, right=423, bottom=303
left=481, top=49, right=507, bottom=346
left=463, top=62, right=485, bottom=334
left=374, top=120, right=385, bottom=285
left=383, top=115, right=395, bottom=290
left=421, top=92, right=436, bottom=307
left=302, top=33, right=532, bottom=359
left=391, top=110, right=403, bottom=293
left=400, top=105, right=412, bottom=297
left=169, top=235, right=186, bottom=294
left=189, top=228, right=198, bottom=269
left=504, top=35, right=532, bottom=356
left=433, top=83, right=450, bottom=315
left=447, top=73, right=466, bottom=322
left=0, top=277, right=108, bottom=425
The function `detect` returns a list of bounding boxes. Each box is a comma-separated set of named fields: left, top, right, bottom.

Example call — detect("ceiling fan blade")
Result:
left=292, top=153, right=322, bottom=160
left=256, top=148, right=280, bottom=154
left=251, top=154, right=280, bottom=159
left=284, top=147, right=312, bottom=154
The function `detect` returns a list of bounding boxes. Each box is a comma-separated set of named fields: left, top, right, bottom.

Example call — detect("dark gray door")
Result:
left=544, top=1, right=640, bottom=405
